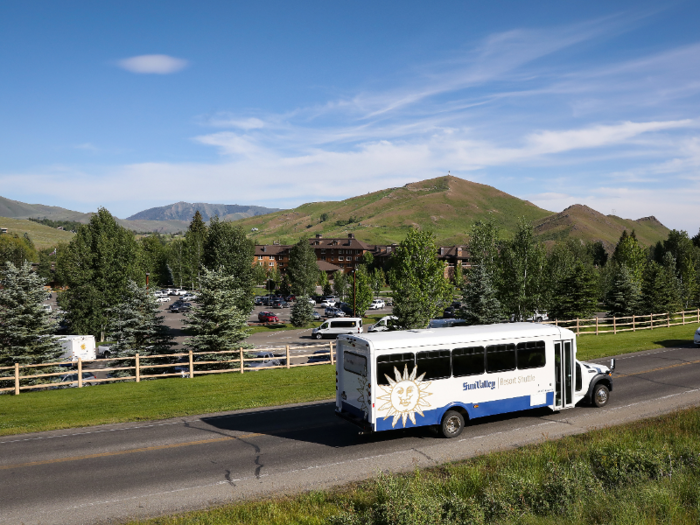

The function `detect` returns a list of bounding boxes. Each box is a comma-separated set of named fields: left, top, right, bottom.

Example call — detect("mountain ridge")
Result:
left=126, top=201, right=281, bottom=222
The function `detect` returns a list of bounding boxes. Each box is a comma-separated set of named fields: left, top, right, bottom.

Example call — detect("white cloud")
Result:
left=116, top=54, right=189, bottom=74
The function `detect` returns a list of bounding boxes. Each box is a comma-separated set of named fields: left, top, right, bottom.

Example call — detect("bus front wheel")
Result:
left=440, top=410, right=465, bottom=438
left=593, top=383, right=609, bottom=407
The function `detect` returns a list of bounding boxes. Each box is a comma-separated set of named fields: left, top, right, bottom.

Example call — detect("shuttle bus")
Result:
left=335, top=323, right=614, bottom=438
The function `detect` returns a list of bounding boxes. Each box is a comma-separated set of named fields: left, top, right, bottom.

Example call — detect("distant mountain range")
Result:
left=126, top=202, right=280, bottom=222
left=0, top=177, right=672, bottom=249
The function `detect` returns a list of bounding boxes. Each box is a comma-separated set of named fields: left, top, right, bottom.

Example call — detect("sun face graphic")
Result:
left=377, top=365, right=432, bottom=428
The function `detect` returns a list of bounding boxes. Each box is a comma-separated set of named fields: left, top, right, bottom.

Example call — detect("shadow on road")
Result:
left=201, top=402, right=557, bottom=448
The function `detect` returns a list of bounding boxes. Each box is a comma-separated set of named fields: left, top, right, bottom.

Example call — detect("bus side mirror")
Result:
left=609, top=358, right=616, bottom=373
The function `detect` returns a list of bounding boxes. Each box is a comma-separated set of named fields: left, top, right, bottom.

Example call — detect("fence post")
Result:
left=135, top=354, right=140, bottom=382
left=667, top=314, right=670, bottom=328
left=613, top=316, right=616, bottom=335
left=682, top=310, right=685, bottom=325
left=650, top=315, right=654, bottom=330
left=14, top=363, right=19, bottom=396
left=555, top=319, right=558, bottom=327
left=78, top=358, right=83, bottom=388
left=286, top=345, right=290, bottom=369
left=595, top=316, right=599, bottom=336
left=576, top=318, right=580, bottom=335
left=632, top=315, right=636, bottom=332
left=189, top=350, right=194, bottom=379
left=330, top=342, right=335, bottom=365
left=239, top=348, right=244, bottom=373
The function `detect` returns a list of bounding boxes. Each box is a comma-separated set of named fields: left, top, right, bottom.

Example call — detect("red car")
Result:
left=258, top=311, right=280, bottom=323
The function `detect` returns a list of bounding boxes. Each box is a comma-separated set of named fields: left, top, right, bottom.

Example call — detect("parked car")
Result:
left=156, top=296, right=171, bottom=303
left=312, top=318, right=363, bottom=339
left=312, top=310, right=321, bottom=321
left=53, top=372, right=98, bottom=389
left=337, top=302, right=355, bottom=316
left=369, top=299, right=385, bottom=310
left=307, top=298, right=317, bottom=306
left=272, top=299, right=289, bottom=309
left=42, top=304, right=52, bottom=313
left=321, top=297, right=338, bottom=307
left=285, top=295, right=296, bottom=302
left=246, top=351, right=284, bottom=369
left=258, top=311, right=280, bottom=323
left=177, top=302, right=192, bottom=313
left=254, top=296, right=265, bottom=306
left=325, top=306, right=346, bottom=317
left=428, top=318, right=468, bottom=328
left=307, top=350, right=331, bottom=363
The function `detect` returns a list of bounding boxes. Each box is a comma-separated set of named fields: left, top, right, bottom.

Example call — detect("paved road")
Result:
left=2, top=344, right=700, bottom=524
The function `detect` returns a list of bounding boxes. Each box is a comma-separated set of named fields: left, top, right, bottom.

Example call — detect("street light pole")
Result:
left=352, top=270, right=356, bottom=317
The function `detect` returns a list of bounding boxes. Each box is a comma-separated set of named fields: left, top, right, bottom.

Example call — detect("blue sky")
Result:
left=1, top=1, right=699, bottom=233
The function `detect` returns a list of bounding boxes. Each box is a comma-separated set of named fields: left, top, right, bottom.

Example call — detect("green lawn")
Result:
left=0, top=323, right=696, bottom=437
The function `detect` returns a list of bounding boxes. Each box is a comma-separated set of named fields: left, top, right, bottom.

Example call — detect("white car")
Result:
left=694, top=327, right=700, bottom=346
left=368, top=315, right=398, bottom=332
left=156, top=296, right=171, bottom=303
left=321, top=299, right=337, bottom=307
left=369, top=299, right=385, bottom=310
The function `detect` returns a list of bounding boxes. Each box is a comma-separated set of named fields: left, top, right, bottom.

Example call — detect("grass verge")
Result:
left=0, top=323, right=696, bottom=437
left=132, top=406, right=700, bottom=525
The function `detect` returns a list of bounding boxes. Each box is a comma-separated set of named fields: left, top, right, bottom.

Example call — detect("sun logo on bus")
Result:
left=377, top=365, right=432, bottom=428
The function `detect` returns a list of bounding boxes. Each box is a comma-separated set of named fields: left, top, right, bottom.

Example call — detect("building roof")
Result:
left=317, top=260, right=342, bottom=272
left=254, top=244, right=290, bottom=256
left=309, top=233, right=369, bottom=251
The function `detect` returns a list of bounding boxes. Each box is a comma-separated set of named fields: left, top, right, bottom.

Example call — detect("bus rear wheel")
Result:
left=440, top=410, right=465, bottom=438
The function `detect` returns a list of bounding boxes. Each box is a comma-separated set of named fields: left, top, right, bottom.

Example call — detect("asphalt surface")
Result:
left=2, top=344, right=700, bottom=524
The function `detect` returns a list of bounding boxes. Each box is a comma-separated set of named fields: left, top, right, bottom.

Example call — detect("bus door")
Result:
left=339, top=348, right=371, bottom=421
left=554, top=340, right=575, bottom=410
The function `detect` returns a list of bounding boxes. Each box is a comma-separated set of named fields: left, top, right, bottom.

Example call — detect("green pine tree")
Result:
left=287, top=237, right=320, bottom=296
left=290, top=295, right=315, bottom=327
left=388, top=229, right=452, bottom=329
left=550, top=260, right=598, bottom=319
left=612, top=230, right=647, bottom=285
left=0, top=261, right=63, bottom=368
left=106, top=280, right=174, bottom=358
left=349, top=265, right=374, bottom=316
left=606, top=264, right=642, bottom=317
left=183, top=211, right=208, bottom=290
left=642, top=254, right=682, bottom=315
left=184, top=267, right=252, bottom=363
left=461, top=263, right=502, bottom=325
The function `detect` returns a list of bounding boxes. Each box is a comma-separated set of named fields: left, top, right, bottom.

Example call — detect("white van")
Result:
left=312, top=318, right=363, bottom=339
left=57, top=335, right=96, bottom=362
left=367, top=315, right=397, bottom=332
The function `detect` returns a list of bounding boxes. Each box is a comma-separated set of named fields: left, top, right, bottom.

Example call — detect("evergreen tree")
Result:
left=167, top=238, right=187, bottom=289
left=461, top=262, right=502, bottom=325
left=467, top=218, right=499, bottom=276
left=202, top=217, right=255, bottom=313
left=286, top=237, right=319, bottom=296
left=606, top=264, right=642, bottom=317
left=184, top=267, right=252, bottom=359
left=589, top=241, right=609, bottom=267
left=105, top=280, right=174, bottom=359
left=550, top=260, right=598, bottom=319
left=140, top=235, right=170, bottom=287
left=55, top=208, right=144, bottom=340
left=497, top=218, right=547, bottom=320
left=612, top=230, right=646, bottom=284
left=317, top=270, right=330, bottom=296
left=642, top=254, right=681, bottom=315
left=183, top=211, right=208, bottom=290
left=349, top=265, right=374, bottom=316
left=661, top=229, right=700, bottom=308
left=290, top=295, right=314, bottom=327
left=0, top=261, right=63, bottom=368
left=388, top=229, right=452, bottom=329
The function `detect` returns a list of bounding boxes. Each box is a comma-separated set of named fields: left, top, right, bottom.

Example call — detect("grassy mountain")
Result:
left=0, top=216, right=75, bottom=249
left=534, top=204, right=670, bottom=251
left=234, top=176, right=670, bottom=248
left=126, top=201, right=281, bottom=222
left=0, top=196, right=89, bottom=222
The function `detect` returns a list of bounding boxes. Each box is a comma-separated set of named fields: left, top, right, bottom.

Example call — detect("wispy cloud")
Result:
left=116, top=54, right=189, bottom=74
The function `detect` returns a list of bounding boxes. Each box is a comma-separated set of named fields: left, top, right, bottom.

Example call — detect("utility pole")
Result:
left=352, top=270, right=357, bottom=317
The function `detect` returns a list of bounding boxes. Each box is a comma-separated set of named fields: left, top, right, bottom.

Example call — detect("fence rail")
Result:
left=542, top=308, right=700, bottom=335
left=0, top=342, right=336, bottom=395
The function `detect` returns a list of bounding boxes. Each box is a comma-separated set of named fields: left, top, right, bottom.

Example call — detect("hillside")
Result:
left=235, top=176, right=553, bottom=245
left=126, top=202, right=281, bottom=222
left=534, top=204, right=670, bottom=251
left=234, top=176, right=670, bottom=247
left=0, top=196, right=89, bottom=222
left=0, top=216, right=75, bottom=249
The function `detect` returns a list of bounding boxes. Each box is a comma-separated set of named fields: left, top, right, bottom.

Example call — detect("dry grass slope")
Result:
left=0, top=216, right=75, bottom=249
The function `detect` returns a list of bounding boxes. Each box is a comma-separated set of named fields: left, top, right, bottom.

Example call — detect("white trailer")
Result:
left=58, top=335, right=96, bottom=362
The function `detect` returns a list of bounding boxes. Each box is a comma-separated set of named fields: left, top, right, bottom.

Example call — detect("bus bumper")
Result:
left=335, top=409, right=373, bottom=433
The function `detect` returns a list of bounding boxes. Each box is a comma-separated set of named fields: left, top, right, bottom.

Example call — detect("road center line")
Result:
left=0, top=433, right=261, bottom=471
left=614, top=358, right=700, bottom=378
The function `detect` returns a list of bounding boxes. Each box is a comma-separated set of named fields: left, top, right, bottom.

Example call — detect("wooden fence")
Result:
left=0, top=342, right=336, bottom=396
left=542, top=308, right=700, bottom=336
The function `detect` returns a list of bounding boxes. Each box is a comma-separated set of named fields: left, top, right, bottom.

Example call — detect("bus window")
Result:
left=376, top=353, right=415, bottom=385
left=486, top=344, right=516, bottom=373
left=452, top=346, right=485, bottom=377
left=516, top=341, right=546, bottom=369
left=416, top=350, right=451, bottom=380
left=344, top=352, right=367, bottom=376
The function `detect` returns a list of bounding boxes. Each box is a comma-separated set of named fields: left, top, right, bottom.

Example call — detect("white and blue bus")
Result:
left=335, top=323, right=614, bottom=438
